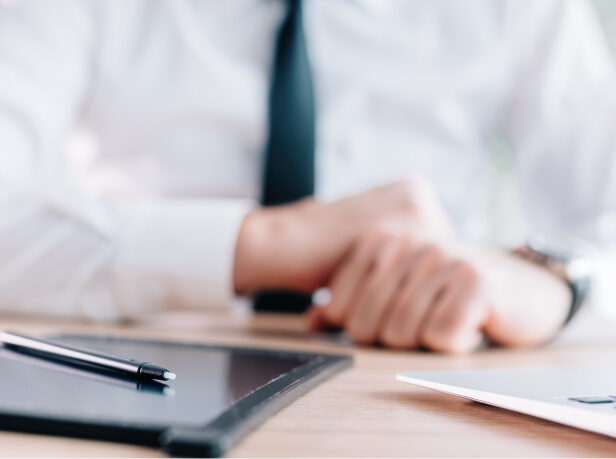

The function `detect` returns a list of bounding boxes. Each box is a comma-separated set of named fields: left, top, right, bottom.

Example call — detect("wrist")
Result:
left=473, top=246, right=571, bottom=346
left=511, top=244, right=592, bottom=324
left=233, top=207, right=289, bottom=294
left=232, top=200, right=322, bottom=294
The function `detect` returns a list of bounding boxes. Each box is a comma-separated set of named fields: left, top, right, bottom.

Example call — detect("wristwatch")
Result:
left=512, top=243, right=592, bottom=324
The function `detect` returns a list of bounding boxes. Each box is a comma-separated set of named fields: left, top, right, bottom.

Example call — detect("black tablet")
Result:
left=0, top=334, right=352, bottom=457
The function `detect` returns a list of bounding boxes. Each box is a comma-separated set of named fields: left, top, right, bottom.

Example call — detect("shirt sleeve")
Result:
left=506, top=0, right=616, bottom=319
left=0, top=1, right=254, bottom=320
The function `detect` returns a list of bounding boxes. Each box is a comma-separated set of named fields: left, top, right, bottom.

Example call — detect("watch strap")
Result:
left=564, top=276, right=591, bottom=325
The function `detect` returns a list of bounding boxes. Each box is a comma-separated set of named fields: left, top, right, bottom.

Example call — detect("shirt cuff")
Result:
left=111, top=198, right=255, bottom=317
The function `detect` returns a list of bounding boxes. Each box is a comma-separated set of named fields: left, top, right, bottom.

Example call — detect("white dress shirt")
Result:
left=0, top=0, right=614, bottom=320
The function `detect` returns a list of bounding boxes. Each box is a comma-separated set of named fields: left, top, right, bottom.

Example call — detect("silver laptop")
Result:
left=397, top=366, right=616, bottom=438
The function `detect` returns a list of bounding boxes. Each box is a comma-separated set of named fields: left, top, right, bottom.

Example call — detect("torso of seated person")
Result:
left=0, top=0, right=614, bottom=350
left=18, top=0, right=603, bottom=237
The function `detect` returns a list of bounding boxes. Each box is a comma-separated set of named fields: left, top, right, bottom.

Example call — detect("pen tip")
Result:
left=163, top=371, right=176, bottom=380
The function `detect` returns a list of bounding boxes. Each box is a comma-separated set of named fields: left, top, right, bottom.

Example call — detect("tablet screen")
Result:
left=0, top=336, right=314, bottom=427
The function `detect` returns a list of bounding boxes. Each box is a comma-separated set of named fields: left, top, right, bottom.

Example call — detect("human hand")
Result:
left=309, top=226, right=571, bottom=353
left=308, top=225, right=489, bottom=352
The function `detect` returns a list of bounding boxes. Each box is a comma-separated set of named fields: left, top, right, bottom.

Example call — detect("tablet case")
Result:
left=0, top=335, right=353, bottom=457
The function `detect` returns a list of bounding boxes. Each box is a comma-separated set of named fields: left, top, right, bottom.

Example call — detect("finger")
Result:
left=421, top=297, right=486, bottom=354
left=344, top=238, right=410, bottom=344
left=321, top=231, right=387, bottom=326
left=420, top=264, right=489, bottom=353
left=306, top=305, right=343, bottom=333
left=306, top=306, right=325, bottom=332
left=377, top=245, right=451, bottom=349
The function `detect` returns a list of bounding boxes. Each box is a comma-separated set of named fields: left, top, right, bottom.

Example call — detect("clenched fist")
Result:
left=312, top=226, right=489, bottom=353
left=310, top=225, right=571, bottom=353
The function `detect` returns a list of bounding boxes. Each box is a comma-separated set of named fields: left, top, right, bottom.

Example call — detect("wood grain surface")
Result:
left=1, top=310, right=616, bottom=458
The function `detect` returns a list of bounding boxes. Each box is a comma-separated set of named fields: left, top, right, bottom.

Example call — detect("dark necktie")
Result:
left=254, top=0, right=315, bottom=313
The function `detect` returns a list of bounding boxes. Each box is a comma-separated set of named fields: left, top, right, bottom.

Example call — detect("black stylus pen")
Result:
left=0, top=331, right=176, bottom=381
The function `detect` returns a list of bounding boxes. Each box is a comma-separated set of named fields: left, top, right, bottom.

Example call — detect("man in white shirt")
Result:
left=0, top=0, right=614, bottom=352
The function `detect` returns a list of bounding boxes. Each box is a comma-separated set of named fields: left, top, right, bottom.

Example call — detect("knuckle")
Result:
left=358, top=229, right=380, bottom=248
left=409, top=177, right=437, bottom=202
left=355, top=230, right=386, bottom=260
left=449, top=259, right=481, bottom=284
left=396, top=178, right=434, bottom=206
left=399, top=234, right=415, bottom=249
left=374, top=239, right=408, bottom=272
left=364, top=224, right=396, bottom=244
left=395, top=178, right=418, bottom=196
left=420, top=243, right=446, bottom=265
left=395, top=237, right=415, bottom=263
left=463, top=265, right=481, bottom=286
left=374, top=245, right=395, bottom=269
left=392, top=180, right=419, bottom=214
left=395, top=178, right=432, bottom=196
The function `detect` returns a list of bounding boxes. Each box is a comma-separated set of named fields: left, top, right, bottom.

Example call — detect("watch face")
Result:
left=525, top=243, right=592, bottom=281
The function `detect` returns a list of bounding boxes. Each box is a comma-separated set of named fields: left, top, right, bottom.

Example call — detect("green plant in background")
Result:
left=594, top=0, right=616, bottom=52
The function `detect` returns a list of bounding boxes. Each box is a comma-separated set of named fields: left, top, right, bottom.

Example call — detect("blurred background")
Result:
left=595, top=0, right=616, bottom=49
left=492, top=0, right=616, bottom=247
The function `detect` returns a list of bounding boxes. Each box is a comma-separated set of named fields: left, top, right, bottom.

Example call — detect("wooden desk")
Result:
left=2, top=310, right=616, bottom=458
